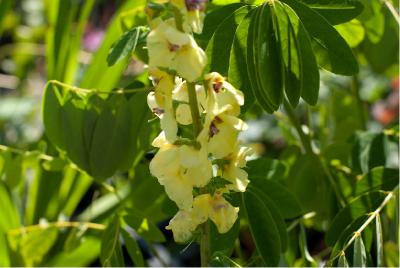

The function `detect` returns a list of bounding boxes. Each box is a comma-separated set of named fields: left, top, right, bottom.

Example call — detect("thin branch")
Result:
left=330, top=187, right=397, bottom=263
left=381, top=0, right=400, bottom=25
left=47, top=80, right=152, bottom=95
left=282, top=99, right=347, bottom=208
left=8, top=221, right=105, bottom=235
left=0, top=144, right=55, bottom=162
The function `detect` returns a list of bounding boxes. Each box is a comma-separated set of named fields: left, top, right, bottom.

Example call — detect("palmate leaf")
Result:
left=244, top=0, right=320, bottom=112
left=282, top=0, right=359, bottom=76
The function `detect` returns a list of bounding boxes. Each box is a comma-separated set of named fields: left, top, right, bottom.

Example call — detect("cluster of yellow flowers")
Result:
left=146, top=0, right=252, bottom=243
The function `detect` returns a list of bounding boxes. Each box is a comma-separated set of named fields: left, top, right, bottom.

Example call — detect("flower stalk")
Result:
left=187, top=82, right=203, bottom=137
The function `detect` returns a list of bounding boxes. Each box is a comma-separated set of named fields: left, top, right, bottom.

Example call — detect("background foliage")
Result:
left=0, top=0, right=398, bottom=267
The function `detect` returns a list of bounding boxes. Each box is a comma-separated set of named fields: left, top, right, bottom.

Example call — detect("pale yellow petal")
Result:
left=159, top=175, right=193, bottom=210
left=208, top=194, right=239, bottom=233
left=192, top=194, right=212, bottom=224
left=149, top=146, right=180, bottom=179
left=174, top=37, right=207, bottom=82
left=175, top=104, right=192, bottom=125
left=166, top=210, right=195, bottom=243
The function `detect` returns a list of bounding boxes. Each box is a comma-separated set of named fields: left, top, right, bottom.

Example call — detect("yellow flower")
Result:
left=170, top=0, right=207, bottom=34
left=147, top=20, right=206, bottom=82
left=173, top=81, right=207, bottom=125
left=147, top=69, right=178, bottom=142
left=149, top=135, right=212, bottom=209
left=165, top=210, right=196, bottom=243
left=166, top=192, right=238, bottom=242
left=204, top=72, right=244, bottom=117
left=198, top=105, right=247, bottom=159
left=206, top=192, right=239, bottom=233
left=221, top=145, right=253, bottom=192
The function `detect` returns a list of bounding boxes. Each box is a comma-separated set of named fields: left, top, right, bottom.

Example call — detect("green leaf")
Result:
left=358, top=0, right=385, bottom=43
left=246, top=157, right=286, bottom=181
left=45, top=237, right=100, bottom=267
left=326, top=191, right=389, bottom=246
left=301, top=0, right=364, bottom=25
left=0, top=181, right=20, bottom=266
left=209, top=220, right=240, bottom=257
left=88, top=95, right=130, bottom=180
left=255, top=3, right=283, bottom=109
left=42, top=82, right=66, bottom=151
left=355, top=167, right=399, bottom=195
left=100, top=216, right=124, bottom=267
left=249, top=187, right=288, bottom=251
left=353, top=235, right=367, bottom=267
left=228, top=10, right=255, bottom=111
left=80, top=0, right=146, bottom=91
left=337, top=253, right=349, bottom=267
left=250, top=178, right=303, bottom=219
left=242, top=190, right=281, bottom=266
left=121, top=228, right=145, bottom=267
left=351, top=131, right=388, bottom=174
left=375, top=215, right=383, bottom=267
left=200, top=3, right=246, bottom=46
left=2, top=152, right=23, bottom=189
left=107, top=26, right=148, bottom=66
left=64, top=227, right=87, bottom=252
left=245, top=7, right=273, bottom=113
left=283, top=2, right=320, bottom=105
left=330, top=214, right=370, bottom=257
left=273, top=2, right=301, bottom=107
left=61, top=95, right=90, bottom=172
left=362, top=11, right=399, bottom=73
left=205, top=6, right=250, bottom=75
left=119, top=91, right=152, bottom=171
left=287, top=154, right=329, bottom=219
left=7, top=227, right=58, bottom=267
left=123, top=209, right=165, bottom=242
left=334, top=19, right=365, bottom=48
left=282, top=0, right=358, bottom=75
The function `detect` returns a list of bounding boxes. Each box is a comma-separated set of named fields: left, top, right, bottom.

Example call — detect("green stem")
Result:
left=200, top=221, right=211, bottom=267
left=187, top=82, right=202, bottom=137
left=47, top=80, right=152, bottom=95
left=283, top=99, right=346, bottom=208
left=172, top=6, right=184, bottom=32
left=283, top=99, right=313, bottom=155
left=351, top=76, right=367, bottom=130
